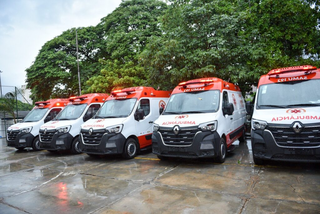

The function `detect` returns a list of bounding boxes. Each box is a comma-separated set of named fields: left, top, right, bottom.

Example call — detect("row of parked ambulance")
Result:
left=6, top=65, right=320, bottom=164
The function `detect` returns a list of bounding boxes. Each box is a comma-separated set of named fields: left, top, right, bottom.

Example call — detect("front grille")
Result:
left=267, top=123, right=320, bottom=147
left=7, top=130, right=19, bottom=141
left=158, top=126, right=199, bottom=146
left=39, top=129, right=56, bottom=142
left=81, top=129, right=106, bottom=145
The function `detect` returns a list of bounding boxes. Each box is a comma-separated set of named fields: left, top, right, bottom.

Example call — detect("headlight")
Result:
left=198, top=121, right=217, bottom=132
left=106, top=124, right=123, bottom=134
left=21, top=127, right=33, bottom=133
left=153, top=124, right=160, bottom=132
left=58, top=126, right=71, bottom=133
left=252, top=119, right=267, bottom=130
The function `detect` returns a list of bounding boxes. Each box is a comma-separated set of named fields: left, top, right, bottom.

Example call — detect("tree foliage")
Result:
left=26, top=0, right=320, bottom=100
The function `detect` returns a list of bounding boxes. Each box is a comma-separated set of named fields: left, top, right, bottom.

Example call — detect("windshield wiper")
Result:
left=258, top=105, right=287, bottom=108
left=182, top=111, right=205, bottom=114
left=285, top=103, right=320, bottom=107
left=163, top=112, right=180, bottom=115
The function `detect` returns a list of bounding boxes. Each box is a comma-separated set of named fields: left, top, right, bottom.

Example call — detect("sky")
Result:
left=0, top=0, right=122, bottom=94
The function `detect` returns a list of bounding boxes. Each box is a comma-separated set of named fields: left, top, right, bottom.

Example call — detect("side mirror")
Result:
left=223, top=103, right=234, bottom=115
left=134, top=109, right=145, bottom=121
left=159, top=107, right=164, bottom=115
left=44, top=115, right=52, bottom=123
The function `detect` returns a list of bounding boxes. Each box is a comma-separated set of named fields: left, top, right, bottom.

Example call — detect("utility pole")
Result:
left=0, top=70, right=2, bottom=98
left=76, top=29, right=81, bottom=95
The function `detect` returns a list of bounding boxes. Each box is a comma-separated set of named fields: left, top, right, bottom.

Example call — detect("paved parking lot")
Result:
left=0, top=138, right=319, bottom=214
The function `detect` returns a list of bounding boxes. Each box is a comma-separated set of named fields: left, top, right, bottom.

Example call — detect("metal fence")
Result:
left=0, top=86, right=32, bottom=138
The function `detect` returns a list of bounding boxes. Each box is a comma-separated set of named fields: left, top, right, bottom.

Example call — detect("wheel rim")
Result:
left=221, top=142, right=226, bottom=159
left=35, top=139, right=40, bottom=150
left=127, top=142, right=136, bottom=157
left=74, top=141, right=81, bottom=153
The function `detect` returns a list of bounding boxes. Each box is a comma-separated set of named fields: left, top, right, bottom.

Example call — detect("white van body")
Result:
left=79, top=87, right=171, bottom=159
left=152, top=77, right=246, bottom=163
left=251, top=65, right=320, bottom=164
left=39, top=94, right=108, bottom=153
left=6, top=99, right=68, bottom=151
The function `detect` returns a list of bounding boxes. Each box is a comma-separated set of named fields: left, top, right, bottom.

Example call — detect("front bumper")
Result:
left=7, top=132, right=34, bottom=148
left=39, top=133, right=73, bottom=151
left=152, top=131, right=221, bottom=158
left=79, top=131, right=126, bottom=155
left=251, top=129, right=320, bottom=163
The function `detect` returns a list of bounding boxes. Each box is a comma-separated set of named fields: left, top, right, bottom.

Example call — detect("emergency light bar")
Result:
left=179, top=79, right=215, bottom=88
left=268, top=65, right=317, bottom=76
left=35, top=101, right=50, bottom=107
left=111, top=88, right=136, bottom=96
left=69, top=95, right=88, bottom=102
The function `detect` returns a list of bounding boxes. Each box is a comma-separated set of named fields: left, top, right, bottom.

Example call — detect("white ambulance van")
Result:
left=39, top=93, right=109, bottom=153
left=79, top=87, right=171, bottom=159
left=152, top=77, right=246, bottom=163
left=251, top=65, right=320, bottom=165
left=7, top=99, right=69, bottom=151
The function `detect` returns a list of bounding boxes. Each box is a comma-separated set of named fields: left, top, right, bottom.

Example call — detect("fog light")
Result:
left=56, top=140, right=64, bottom=145
left=19, top=139, right=26, bottom=143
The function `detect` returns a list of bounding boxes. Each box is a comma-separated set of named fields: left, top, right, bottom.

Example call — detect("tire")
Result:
left=157, top=155, right=169, bottom=161
left=32, top=137, right=41, bottom=151
left=70, top=137, right=81, bottom=154
left=215, top=138, right=227, bottom=163
left=253, top=155, right=265, bottom=165
left=238, top=128, right=246, bottom=143
left=122, top=138, right=139, bottom=159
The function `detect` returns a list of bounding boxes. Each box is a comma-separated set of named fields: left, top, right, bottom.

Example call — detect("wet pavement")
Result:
left=0, top=138, right=319, bottom=214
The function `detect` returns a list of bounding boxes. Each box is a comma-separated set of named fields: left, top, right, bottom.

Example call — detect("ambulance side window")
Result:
left=222, top=91, right=229, bottom=108
left=138, top=99, right=150, bottom=117
left=84, top=104, right=101, bottom=122
left=44, top=108, right=62, bottom=123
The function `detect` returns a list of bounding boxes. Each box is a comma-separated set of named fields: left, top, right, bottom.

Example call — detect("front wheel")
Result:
left=215, top=138, right=227, bottom=163
left=71, top=137, right=81, bottom=154
left=122, top=138, right=139, bottom=159
left=32, top=137, right=41, bottom=151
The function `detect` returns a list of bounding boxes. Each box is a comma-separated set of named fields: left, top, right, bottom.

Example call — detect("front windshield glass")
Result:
left=163, top=90, right=220, bottom=114
left=257, top=79, right=320, bottom=109
left=95, top=98, right=137, bottom=118
left=23, top=108, right=49, bottom=122
left=55, top=104, right=87, bottom=120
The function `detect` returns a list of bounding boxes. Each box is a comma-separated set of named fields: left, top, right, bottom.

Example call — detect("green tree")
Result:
left=85, top=0, right=168, bottom=93
left=26, top=26, right=104, bottom=101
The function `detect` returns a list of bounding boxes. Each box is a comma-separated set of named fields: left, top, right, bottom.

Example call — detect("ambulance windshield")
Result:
left=55, top=104, right=87, bottom=120
left=163, top=90, right=220, bottom=114
left=257, top=79, right=320, bottom=109
left=95, top=98, right=137, bottom=118
left=23, top=108, right=49, bottom=122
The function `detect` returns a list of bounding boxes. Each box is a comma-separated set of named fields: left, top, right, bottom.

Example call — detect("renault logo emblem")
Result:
left=89, top=128, right=93, bottom=136
left=292, top=122, right=303, bottom=134
left=44, top=128, right=47, bottom=135
left=173, top=125, right=180, bottom=135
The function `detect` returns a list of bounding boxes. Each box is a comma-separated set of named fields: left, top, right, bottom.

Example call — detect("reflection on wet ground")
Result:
left=0, top=138, right=319, bottom=214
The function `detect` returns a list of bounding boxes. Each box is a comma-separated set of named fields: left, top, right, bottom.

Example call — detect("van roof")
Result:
left=34, top=98, right=69, bottom=109
left=109, top=87, right=171, bottom=100
left=172, top=77, right=241, bottom=94
left=68, top=93, right=109, bottom=104
left=258, top=65, right=320, bottom=87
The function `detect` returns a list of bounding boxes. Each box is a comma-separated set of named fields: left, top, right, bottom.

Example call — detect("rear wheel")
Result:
left=238, top=128, right=246, bottom=143
left=71, top=137, right=81, bottom=154
left=32, top=137, right=41, bottom=151
left=122, top=138, right=139, bottom=159
left=215, top=138, right=227, bottom=163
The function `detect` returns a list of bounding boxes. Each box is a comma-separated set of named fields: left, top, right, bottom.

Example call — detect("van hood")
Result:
left=40, top=120, right=76, bottom=130
left=253, top=107, right=320, bottom=124
left=81, top=118, right=127, bottom=130
left=8, top=122, right=38, bottom=131
left=154, top=113, right=218, bottom=128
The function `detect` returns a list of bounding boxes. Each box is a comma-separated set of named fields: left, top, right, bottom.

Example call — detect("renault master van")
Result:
left=39, top=93, right=108, bottom=153
left=79, top=87, right=171, bottom=159
left=7, top=99, right=69, bottom=151
left=251, top=65, right=320, bottom=164
left=152, top=77, right=246, bottom=163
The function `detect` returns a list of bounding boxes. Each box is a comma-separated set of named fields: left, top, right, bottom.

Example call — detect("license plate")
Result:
left=168, top=147, right=187, bottom=152
left=284, top=148, right=314, bottom=155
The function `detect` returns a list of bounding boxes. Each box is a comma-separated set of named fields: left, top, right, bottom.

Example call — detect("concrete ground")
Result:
left=0, top=138, right=319, bottom=214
